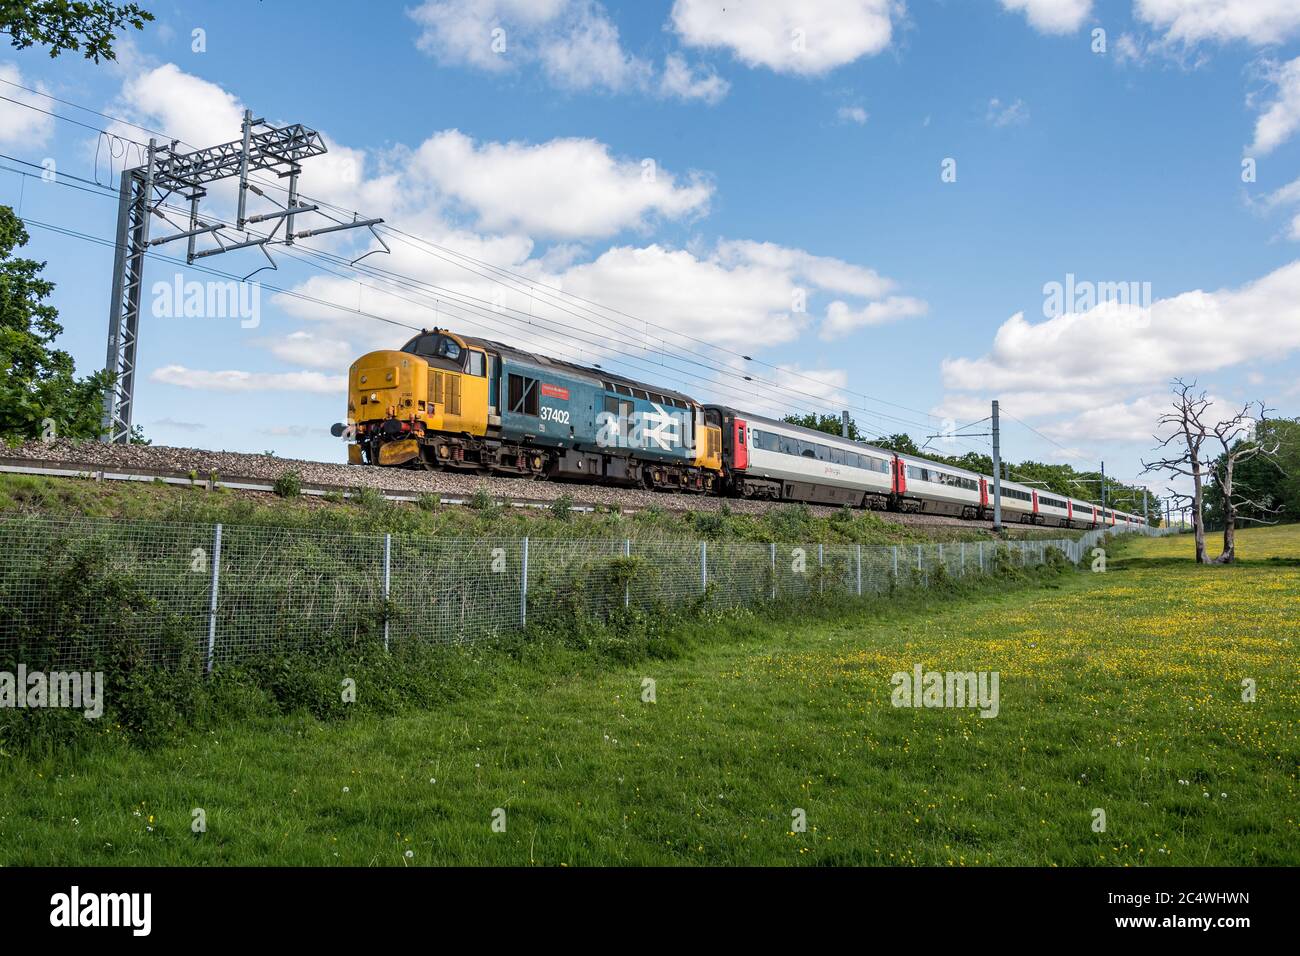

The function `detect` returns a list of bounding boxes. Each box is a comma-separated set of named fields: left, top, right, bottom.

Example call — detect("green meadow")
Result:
left=0, top=526, right=1295, bottom=866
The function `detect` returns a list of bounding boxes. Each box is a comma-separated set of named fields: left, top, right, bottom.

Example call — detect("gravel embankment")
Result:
left=3, top=439, right=1032, bottom=532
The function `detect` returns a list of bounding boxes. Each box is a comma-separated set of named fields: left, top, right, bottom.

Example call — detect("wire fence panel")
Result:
left=0, top=515, right=211, bottom=669
left=526, top=538, right=627, bottom=624
left=0, top=514, right=1176, bottom=670
left=626, top=538, right=703, bottom=614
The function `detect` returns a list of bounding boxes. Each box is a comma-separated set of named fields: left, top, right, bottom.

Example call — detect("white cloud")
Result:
left=409, top=0, right=572, bottom=72
left=836, top=105, right=869, bottom=125
left=822, top=296, right=927, bottom=339
left=997, top=0, right=1092, bottom=35
left=670, top=0, right=897, bottom=76
left=409, top=0, right=726, bottom=101
left=659, top=53, right=730, bottom=104
left=152, top=417, right=205, bottom=432
left=715, top=239, right=896, bottom=298
left=535, top=3, right=652, bottom=91
left=938, top=260, right=1300, bottom=441
left=0, top=63, right=56, bottom=148
left=113, top=63, right=243, bottom=150
left=1134, top=0, right=1300, bottom=47
left=1246, top=56, right=1300, bottom=156
left=258, top=331, right=355, bottom=370
left=412, top=130, right=712, bottom=239
left=151, top=365, right=345, bottom=393
left=986, top=97, right=1030, bottom=127
left=1260, top=173, right=1300, bottom=240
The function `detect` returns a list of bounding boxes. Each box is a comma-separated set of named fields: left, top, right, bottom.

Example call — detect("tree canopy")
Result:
left=0, top=205, right=111, bottom=442
left=1204, top=417, right=1299, bottom=528
left=2, top=0, right=151, bottom=62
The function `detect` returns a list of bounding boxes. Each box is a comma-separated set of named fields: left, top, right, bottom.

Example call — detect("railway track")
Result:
left=0, top=440, right=1047, bottom=533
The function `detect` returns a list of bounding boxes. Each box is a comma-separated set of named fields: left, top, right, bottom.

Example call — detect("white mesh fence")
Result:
left=0, top=514, right=1174, bottom=669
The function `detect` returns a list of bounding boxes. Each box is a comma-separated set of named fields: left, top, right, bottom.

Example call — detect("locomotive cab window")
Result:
left=465, top=350, right=485, bottom=376
left=404, top=333, right=462, bottom=363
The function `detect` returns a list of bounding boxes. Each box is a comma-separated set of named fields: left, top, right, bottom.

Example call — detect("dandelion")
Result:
left=404, top=850, right=414, bottom=859
left=342, top=787, right=350, bottom=793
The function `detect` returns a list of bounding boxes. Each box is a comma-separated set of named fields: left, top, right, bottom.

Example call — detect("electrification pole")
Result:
left=841, top=410, right=850, bottom=438
left=1100, top=460, right=1107, bottom=510
left=991, top=399, right=1002, bottom=532
left=101, top=110, right=384, bottom=442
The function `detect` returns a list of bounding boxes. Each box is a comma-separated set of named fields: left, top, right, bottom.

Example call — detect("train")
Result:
left=331, top=327, right=1149, bottom=530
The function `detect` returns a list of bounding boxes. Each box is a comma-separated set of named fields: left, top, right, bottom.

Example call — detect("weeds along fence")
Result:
left=0, top=515, right=1172, bottom=670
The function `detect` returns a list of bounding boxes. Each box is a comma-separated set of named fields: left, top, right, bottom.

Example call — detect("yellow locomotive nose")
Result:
left=349, top=351, right=408, bottom=422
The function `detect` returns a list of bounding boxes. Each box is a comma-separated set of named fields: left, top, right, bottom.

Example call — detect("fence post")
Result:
left=856, top=544, right=862, bottom=597
left=892, top=545, right=899, bottom=580
left=916, top=544, right=922, bottom=572
left=700, top=541, right=707, bottom=594
left=979, top=540, right=984, bottom=572
left=382, top=532, right=392, bottom=652
left=960, top=541, right=965, bottom=576
left=205, top=523, right=222, bottom=674
left=770, top=542, right=776, bottom=600
left=520, top=536, right=529, bottom=627
left=818, top=543, right=824, bottom=594
left=624, top=538, right=631, bottom=608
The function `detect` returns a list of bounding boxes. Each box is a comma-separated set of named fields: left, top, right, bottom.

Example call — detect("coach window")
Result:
left=800, top=441, right=817, bottom=459
left=830, top=447, right=844, bottom=464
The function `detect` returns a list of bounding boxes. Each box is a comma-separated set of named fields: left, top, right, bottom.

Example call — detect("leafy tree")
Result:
left=1205, top=417, right=1298, bottom=528
left=870, top=432, right=922, bottom=456
left=0, top=205, right=110, bottom=442
left=2, top=0, right=152, bottom=62
left=783, top=412, right=861, bottom=441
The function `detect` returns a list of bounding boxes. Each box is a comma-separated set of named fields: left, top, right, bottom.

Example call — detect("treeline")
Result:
left=1205, top=417, right=1300, bottom=528
left=783, top=413, right=1160, bottom=523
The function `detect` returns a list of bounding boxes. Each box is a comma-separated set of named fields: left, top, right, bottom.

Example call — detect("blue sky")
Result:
left=3, top=0, right=1300, bottom=503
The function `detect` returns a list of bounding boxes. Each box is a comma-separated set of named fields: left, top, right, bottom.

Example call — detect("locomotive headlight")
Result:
left=370, top=392, right=378, bottom=403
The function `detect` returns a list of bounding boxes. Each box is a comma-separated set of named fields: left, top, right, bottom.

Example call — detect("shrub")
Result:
left=550, top=494, right=575, bottom=521
left=273, top=469, right=302, bottom=499
left=353, top=485, right=386, bottom=510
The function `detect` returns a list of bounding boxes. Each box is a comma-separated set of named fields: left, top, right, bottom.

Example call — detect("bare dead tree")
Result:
left=1208, top=402, right=1283, bottom=564
left=1142, top=379, right=1214, bottom=563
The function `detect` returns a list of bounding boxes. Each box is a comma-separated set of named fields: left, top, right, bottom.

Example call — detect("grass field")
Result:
left=1121, top=522, right=1300, bottom=562
left=0, top=527, right=1295, bottom=866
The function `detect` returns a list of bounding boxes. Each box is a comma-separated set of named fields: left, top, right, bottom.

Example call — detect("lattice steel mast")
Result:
left=101, top=109, right=382, bottom=442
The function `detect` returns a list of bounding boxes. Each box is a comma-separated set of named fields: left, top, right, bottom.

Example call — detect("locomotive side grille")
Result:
left=447, top=373, right=461, bottom=416
left=426, top=371, right=462, bottom=416
left=707, top=427, right=720, bottom=459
